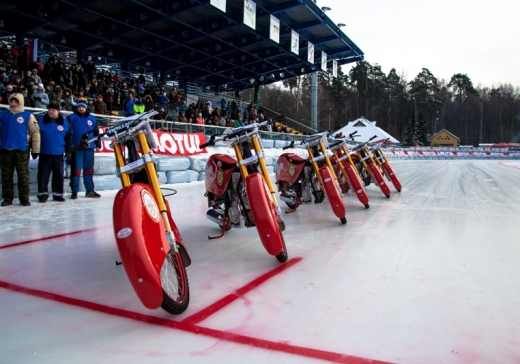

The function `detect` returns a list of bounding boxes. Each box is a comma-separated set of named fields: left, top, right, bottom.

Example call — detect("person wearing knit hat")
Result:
left=76, top=100, right=88, bottom=109
left=32, top=83, right=50, bottom=109
left=37, top=98, right=71, bottom=203
left=67, top=95, right=101, bottom=199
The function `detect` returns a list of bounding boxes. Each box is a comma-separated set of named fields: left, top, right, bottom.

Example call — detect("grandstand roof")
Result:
left=0, top=0, right=364, bottom=92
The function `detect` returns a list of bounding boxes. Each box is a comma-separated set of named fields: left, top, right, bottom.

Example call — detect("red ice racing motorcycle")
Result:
left=328, top=131, right=370, bottom=208
left=369, top=138, right=402, bottom=192
left=350, top=135, right=391, bottom=198
left=200, top=119, right=289, bottom=263
left=275, top=132, right=347, bottom=224
left=70, top=111, right=191, bottom=314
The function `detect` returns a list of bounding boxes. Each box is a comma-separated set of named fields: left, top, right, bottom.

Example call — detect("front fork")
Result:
left=113, top=133, right=178, bottom=254
left=234, top=136, right=285, bottom=229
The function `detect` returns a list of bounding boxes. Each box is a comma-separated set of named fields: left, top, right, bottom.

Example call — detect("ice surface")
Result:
left=1, top=160, right=520, bottom=363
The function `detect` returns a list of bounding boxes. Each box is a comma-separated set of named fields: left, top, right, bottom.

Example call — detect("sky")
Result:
left=317, top=0, right=520, bottom=88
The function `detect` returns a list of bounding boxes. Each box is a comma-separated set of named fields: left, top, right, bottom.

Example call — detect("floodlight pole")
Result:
left=311, top=72, right=318, bottom=130
left=413, top=95, right=418, bottom=145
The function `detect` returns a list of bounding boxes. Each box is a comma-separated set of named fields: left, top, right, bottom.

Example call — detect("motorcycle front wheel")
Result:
left=160, top=248, right=190, bottom=315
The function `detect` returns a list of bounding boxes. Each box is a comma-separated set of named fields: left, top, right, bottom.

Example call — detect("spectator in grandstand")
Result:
left=88, top=79, right=101, bottom=98
left=120, top=83, right=130, bottom=109
left=104, top=84, right=114, bottom=113
left=177, top=111, right=188, bottom=123
left=76, top=89, right=88, bottom=103
left=0, top=70, right=8, bottom=85
left=87, top=98, right=95, bottom=113
left=32, top=69, right=42, bottom=85
left=85, top=59, right=96, bottom=85
left=36, top=101, right=71, bottom=203
left=125, top=93, right=135, bottom=116
left=32, top=83, right=49, bottom=109
left=1, top=84, right=15, bottom=104
left=93, top=95, right=107, bottom=115
left=67, top=100, right=101, bottom=199
left=22, top=70, right=35, bottom=89
left=0, top=45, right=9, bottom=64
left=133, top=97, right=145, bottom=115
left=47, top=85, right=60, bottom=103
left=61, top=88, right=76, bottom=111
left=195, top=113, right=204, bottom=125
left=9, top=68, right=20, bottom=84
left=143, top=95, right=154, bottom=112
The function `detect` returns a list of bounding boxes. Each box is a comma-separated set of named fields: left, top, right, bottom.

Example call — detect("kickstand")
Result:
left=208, top=214, right=229, bottom=240
left=284, top=195, right=301, bottom=214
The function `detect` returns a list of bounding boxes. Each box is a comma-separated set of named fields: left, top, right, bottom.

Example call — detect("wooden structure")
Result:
left=429, top=129, right=460, bottom=147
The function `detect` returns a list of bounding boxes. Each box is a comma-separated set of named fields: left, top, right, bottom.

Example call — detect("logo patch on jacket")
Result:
left=87, top=120, right=93, bottom=126
left=16, top=117, right=24, bottom=124
left=57, top=125, right=64, bottom=131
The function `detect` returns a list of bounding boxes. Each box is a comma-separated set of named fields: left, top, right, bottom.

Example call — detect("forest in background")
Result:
left=242, top=61, right=520, bottom=146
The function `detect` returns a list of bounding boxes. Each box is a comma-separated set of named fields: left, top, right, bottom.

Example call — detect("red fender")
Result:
left=113, top=184, right=171, bottom=309
left=318, top=166, right=346, bottom=220
left=382, top=162, right=402, bottom=192
left=246, top=173, right=284, bottom=256
left=344, top=163, right=370, bottom=207
left=368, top=163, right=391, bottom=197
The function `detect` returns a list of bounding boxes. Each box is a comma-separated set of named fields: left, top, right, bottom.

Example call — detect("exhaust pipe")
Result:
left=206, top=209, right=224, bottom=226
left=279, top=193, right=296, bottom=204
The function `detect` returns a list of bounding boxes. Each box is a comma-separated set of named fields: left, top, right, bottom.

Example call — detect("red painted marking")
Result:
left=0, top=227, right=106, bottom=250
left=182, top=257, right=303, bottom=325
left=0, top=280, right=391, bottom=364
left=498, top=162, right=520, bottom=170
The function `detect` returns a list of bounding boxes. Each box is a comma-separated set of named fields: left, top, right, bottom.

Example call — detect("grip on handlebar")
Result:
left=282, top=141, right=294, bottom=150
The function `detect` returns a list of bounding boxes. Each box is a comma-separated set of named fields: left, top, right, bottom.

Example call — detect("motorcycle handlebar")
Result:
left=283, top=141, right=295, bottom=150
left=199, top=135, right=217, bottom=149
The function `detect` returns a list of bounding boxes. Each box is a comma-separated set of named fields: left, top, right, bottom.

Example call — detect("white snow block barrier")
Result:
left=261, top=139, right=274, bottom=148
left=263, top=156, right=276, bottom=166
left=188, top=156, right=209, bottom=172
left=274, top=140, right=290, bottom=149
left=166, top=170, right=199, bottom=184
left=92, top=174, right=123, bottom=191
left=156, top=157, right=191, bottom=171
left=94, top=156, right=117, bottom=175
left=198, top=171, right=206, bottom=181
left=267, top=165, right=275, bottom=174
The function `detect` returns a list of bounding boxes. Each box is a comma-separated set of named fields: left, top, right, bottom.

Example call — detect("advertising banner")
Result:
left=307, top=42, right=314, bottom=64
left=244, top=0, right=256, bottom=29
left=98, top=128, right=207, bottom=156
left=210, top=0, right=226, bottom=12
left=321, top=51, right=327, bottom=70
left=270, top=15, right=280, bottom=43
left=291, top=30, right=299, bottom=55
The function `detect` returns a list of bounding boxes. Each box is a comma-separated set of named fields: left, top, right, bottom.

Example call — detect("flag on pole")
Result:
left=27, top=38, right=38, bottom=63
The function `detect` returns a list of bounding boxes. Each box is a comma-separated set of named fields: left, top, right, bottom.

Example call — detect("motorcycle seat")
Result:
left=210, top=153, right=238, bottom=168
left=282, top=153, right=307, bottom=164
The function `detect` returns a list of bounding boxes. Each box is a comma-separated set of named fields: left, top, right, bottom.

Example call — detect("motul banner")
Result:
left=97, top=128, right=207, bottom=156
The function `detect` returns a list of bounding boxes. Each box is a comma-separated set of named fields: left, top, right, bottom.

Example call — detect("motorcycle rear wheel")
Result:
left=160, top=248, right=190, bottom=315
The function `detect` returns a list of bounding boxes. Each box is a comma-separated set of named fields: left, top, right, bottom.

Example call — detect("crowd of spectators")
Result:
left=0, top=46, right=182, bottom=117
left=1, top=43, right=296, bottom=133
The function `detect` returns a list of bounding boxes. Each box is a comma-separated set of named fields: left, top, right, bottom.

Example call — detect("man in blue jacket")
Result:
left=0, top=93, right=40, bottom=206
left=68, top=100, right=101, bottom=199
left=37, top=101, right=71, bottom=202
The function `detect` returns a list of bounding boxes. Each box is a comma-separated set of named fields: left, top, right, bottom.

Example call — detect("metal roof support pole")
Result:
left=311, top=71, right=318, bottom=130
left=254, top=84, right=260, bottom=105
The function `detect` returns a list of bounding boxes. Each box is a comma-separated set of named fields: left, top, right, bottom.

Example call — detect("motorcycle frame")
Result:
left=232, top=131, right=281, bottom=214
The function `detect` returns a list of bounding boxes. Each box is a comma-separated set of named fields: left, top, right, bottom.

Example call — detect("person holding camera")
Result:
left=32, top=84, right=49, bottom=109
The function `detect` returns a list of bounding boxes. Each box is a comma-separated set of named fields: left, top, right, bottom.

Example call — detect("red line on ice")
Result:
left=0, top=227, right=105, bottom=250
left=182, top=257, right=303, bottom=325
left=0, top=279, right=390, bottom=364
